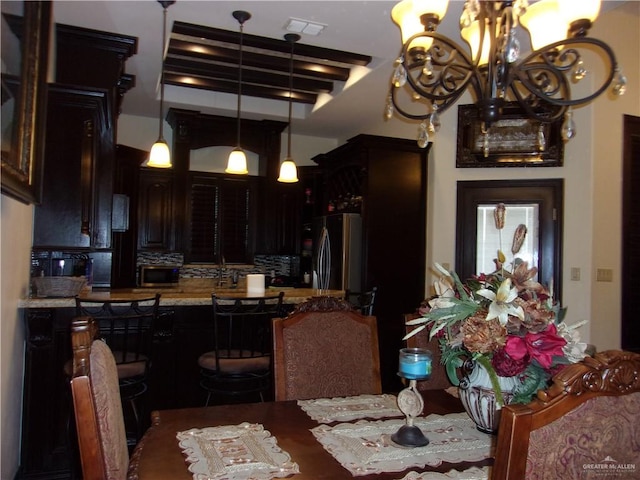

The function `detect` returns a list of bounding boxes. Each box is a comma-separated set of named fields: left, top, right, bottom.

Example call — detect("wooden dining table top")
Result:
left=129, top=389, right=493, bottom=479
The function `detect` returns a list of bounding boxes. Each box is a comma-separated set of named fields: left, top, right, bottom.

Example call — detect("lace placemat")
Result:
left=298, top=394, right=402, bottom=423
left=396, top=466, right=490, bottom=480
left=311, top=413, right=492, bottom=476
left=176, top=422, right=300, bottom=480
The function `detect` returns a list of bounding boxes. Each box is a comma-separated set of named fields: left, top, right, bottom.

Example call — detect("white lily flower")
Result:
left=428, top=296, right=456, bottom=310
left=477, top=278, right=524, bottom=325
left=556, top=320, right=589, bottom=362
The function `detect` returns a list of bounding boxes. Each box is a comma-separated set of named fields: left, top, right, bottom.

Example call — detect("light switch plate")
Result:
left=570, top=267, right=580, bottom=281
left=596, top=268, right=613, bottom=282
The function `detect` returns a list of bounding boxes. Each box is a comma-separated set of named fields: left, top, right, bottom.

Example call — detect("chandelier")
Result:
left=385, top=0, right=627, bottom=148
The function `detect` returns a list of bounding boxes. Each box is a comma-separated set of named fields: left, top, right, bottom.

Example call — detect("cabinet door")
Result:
left=33, top=86, right=113, bottom=248
left=138, top=169, right=175, bottom=251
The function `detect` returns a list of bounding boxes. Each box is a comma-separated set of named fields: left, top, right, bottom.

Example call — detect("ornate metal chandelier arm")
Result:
left=390, top=31, right=483, bottom=120
left=512, top=36, right=618, bottom=109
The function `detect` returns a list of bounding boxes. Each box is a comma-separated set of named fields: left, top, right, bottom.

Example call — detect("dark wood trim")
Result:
left=621, top=114, right=640, bottom=352
left=456, top=179, right=564, bottom=301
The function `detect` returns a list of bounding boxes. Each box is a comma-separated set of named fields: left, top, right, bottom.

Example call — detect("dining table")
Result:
left=129, top=389, right=493, bottom=480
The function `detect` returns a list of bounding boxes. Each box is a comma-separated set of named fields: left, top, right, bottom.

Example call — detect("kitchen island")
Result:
left=18, top=286, right=343, bottom=479
left=19, top=286, right=344, bottom=308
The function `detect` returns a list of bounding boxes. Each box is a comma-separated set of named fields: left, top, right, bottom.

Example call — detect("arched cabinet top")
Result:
left=166, top=108, right=287, bottom=178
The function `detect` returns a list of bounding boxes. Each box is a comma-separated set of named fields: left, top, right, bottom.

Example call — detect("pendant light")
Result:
left=148, top=0, right=175, bottom=168
left=226, top=10, right=251, bottom=175
left=277, top=33, right=300, bottom=183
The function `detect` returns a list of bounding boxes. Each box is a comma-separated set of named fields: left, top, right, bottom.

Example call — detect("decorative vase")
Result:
left=458, top=360, right=520, bottom=434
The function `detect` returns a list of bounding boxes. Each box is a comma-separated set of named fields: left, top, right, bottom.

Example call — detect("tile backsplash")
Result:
left=136, top=252, right=300, bottom=282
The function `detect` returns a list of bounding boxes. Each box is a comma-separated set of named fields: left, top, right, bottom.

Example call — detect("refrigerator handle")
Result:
left=317, top=227, right=331, bottom=290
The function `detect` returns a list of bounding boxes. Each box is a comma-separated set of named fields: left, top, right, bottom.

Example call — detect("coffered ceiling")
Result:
left=50, top=1, right=630, bottom=140
left=166, top=19, right=372, bottom=105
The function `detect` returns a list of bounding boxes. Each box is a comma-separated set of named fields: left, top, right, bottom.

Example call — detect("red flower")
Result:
left=504, top=324, right=567, bottom=370
left=492, top=348, right=529, bottom=376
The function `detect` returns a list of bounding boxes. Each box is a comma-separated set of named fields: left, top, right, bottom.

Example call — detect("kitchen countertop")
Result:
left=19, top=287, right=345, bottom=309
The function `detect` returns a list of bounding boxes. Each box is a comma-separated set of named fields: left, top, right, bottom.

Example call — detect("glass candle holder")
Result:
left=398, top=348, right=432, bottom=380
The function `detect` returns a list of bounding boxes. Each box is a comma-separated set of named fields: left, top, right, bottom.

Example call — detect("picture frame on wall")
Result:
left=1, top=2, right=51, bottom=204
left=456, top=102, right=564, bottom=168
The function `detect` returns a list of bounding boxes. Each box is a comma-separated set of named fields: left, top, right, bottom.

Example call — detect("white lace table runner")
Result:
left=176, top=423, right=300, bottom=480
left=298, top=394, right=402, bottom=423
left=396, top=466, right=490, bottom=480
left=311, top=412, right=492, bottom=476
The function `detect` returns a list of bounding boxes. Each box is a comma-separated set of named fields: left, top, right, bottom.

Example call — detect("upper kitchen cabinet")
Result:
left=54, top=23, right=137, bottom=114
left=138, top=168, right=176, bottom=252
left=33, top=24, right=137, bottom=250
left=314, top=134, right=429, bottom=392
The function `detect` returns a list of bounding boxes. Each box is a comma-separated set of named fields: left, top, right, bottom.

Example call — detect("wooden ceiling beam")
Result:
left=164, top=72, right=318, bottom=104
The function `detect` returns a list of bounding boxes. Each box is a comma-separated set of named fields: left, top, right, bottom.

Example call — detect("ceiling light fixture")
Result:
left=148, top=0, right=175, bottom=168
left=226, top=10, right=251, bottom=175
left=278, top=33, right=300, bottom=184
left=385, top=0, right=627, bottom=150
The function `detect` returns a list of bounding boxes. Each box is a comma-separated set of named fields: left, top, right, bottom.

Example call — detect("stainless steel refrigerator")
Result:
left=312, top=213, right=362, bottom=292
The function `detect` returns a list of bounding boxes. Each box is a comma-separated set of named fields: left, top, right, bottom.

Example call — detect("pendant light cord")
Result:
left=158, top=5, right=168, bottom=141
left=236, top=20, right=245, bottom=147
left=287, top=39, right=294, bottom=157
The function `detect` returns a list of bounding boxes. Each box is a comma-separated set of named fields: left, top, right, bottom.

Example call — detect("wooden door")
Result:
left=622, top=115, right=640, bottom=352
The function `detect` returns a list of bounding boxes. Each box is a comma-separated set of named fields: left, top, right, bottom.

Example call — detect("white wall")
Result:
left=590, top=2, right=640, bottom=349
left=1, top=196, right=33, bottom=479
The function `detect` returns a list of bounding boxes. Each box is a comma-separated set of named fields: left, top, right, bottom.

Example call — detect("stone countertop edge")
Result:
left=18, top=288, right=345, bottom=309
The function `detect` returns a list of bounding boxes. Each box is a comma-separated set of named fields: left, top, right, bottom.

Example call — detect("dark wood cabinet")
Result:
left=31, top=23, right=137, bottom=285
left=138, top=168, right=176, bottom=251
left=33, top=85, right=114, bottom=249
left=111, top=145, right=147, bottom=287
left=314, top=135, right=429, bottom=392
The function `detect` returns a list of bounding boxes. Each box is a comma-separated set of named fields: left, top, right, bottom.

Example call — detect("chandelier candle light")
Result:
left=385, top=0, right=627, bottom=150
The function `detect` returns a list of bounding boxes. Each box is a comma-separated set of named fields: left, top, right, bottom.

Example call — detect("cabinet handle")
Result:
left=80, top=119, right=94, bottom=236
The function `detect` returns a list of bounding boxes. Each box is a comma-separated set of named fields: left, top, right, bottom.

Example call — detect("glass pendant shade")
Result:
left=225, top=147, right=248, bottom=174
left=392, top=0, right=431, bottom=50
left=461, top=19, right=490, bottom=66
left=558, top=0, right=601, bottom=25
left=277, top=159, right=298, bottom=183
left=520, top=0, right=568, bottom=50
left=148, top=139, right=171, bottom=168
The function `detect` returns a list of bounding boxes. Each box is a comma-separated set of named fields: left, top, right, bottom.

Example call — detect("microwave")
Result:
left=139, top=265, right=180, bottom=287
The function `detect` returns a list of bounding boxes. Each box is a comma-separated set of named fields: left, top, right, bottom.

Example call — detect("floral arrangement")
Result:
left=405, top=204, right=588, bottom=406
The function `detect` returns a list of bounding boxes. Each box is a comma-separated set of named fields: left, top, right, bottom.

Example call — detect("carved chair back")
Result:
left=70, top=316, right=129, bottom=480
left=493, top=350, right=640, bottom=480
left=272, top=296, right=382, bottom=401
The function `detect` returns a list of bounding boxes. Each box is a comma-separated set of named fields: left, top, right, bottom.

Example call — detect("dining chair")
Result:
left=198, top=292, right=285, bottom=406
left=75, top=294, right=161, bottom=442
left=69, top=315, right=140, bottom=480
left=344, top=287, right=378, bottom=315
left=272, top=296, right=382, bottom=401
left=493, top=349, right=640, bottom=480
left=404, top=313, right=452, bottom=390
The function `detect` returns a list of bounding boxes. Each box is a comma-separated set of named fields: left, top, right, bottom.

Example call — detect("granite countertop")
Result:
left=19, top=284, right=344, bottom=308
